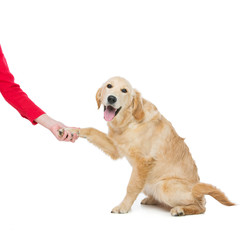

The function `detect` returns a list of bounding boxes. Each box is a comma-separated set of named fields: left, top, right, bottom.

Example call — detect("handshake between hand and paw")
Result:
left=58, top=127, right=88, bottom=142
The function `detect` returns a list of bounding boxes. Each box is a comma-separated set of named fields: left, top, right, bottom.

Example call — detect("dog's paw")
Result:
left=141, top=197, right=158, bottom=205
left=58, top=128, right=81, bottom=138
left=111, top=204, right=130, bottom=214
left=58, top=128, right=65, bottom=137
left=170, top=206, right=185, bottom=216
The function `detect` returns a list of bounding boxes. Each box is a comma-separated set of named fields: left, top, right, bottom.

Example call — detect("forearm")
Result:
left=35, top=114, right=59, bottom=130
left=0, top=46, right=79, bottom=142
left=0, top=48, right=45, bottom=125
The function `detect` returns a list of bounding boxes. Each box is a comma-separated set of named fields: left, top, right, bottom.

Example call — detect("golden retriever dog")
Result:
left=61, top=76, right=234, bottom=216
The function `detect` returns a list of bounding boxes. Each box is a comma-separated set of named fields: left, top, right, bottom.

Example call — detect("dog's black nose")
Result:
left=108, top=95, right=117, bottom=104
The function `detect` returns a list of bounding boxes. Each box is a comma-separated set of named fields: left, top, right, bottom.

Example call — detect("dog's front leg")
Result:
left=111, top=158, right=151, bottom=214
left=60, top=127, right=120, bottom=160
left=80, top=128, right=120, bottom=159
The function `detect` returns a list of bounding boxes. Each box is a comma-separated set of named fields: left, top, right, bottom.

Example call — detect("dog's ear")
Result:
left=132, top=89, right=145, bottom=121
left=96, top=87, right=102, bottom=109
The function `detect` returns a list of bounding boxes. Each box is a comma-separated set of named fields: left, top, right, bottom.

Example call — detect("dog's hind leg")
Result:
left=141, top=196, right=159, bottom=205
left=152, top=178, right=206, bottom=216
left=170, top=203, right=206, bottom=216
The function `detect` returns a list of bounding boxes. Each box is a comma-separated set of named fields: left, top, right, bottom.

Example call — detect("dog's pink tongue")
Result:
left=104, top=107, right=115, bottom=121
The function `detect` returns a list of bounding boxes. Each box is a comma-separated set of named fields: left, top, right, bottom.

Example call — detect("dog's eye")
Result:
left=121, top=88, right=127, bottom=93
left=107, top=84, right=112, bottom=88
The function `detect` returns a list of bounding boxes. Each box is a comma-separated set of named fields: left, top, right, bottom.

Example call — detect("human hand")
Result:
left=50, top=124, right=79, bottom=143
left=35, top=114, right=79, bottom=143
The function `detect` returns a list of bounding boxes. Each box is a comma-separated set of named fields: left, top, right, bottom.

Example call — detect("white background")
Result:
left=0, top=0, right=240, bottom=239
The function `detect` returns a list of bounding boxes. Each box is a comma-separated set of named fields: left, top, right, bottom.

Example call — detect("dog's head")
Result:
left=96, top=76, right=145, bottom=123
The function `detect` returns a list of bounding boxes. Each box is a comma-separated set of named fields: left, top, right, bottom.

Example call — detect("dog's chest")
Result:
left=112, top=134, right=135, bottom=157
left=110, top=128, right=149, bottom=163
left=112, top=126, right=139, bottom=146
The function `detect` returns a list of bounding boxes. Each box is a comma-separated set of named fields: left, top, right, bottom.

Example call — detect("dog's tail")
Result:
left=192, top=183, right=235, bottom=206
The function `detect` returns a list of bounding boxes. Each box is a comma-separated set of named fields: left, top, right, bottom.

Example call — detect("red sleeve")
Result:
left=0, top=45, right=45, bottom=125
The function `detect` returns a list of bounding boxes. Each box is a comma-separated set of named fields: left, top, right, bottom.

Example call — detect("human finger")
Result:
left=64, top=131, right=73, bottom=142
left=70, top=133, right=78, bottom=143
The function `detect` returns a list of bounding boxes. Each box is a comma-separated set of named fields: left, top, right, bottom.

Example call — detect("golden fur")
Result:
left=64, top=76, right=234, bottom=216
